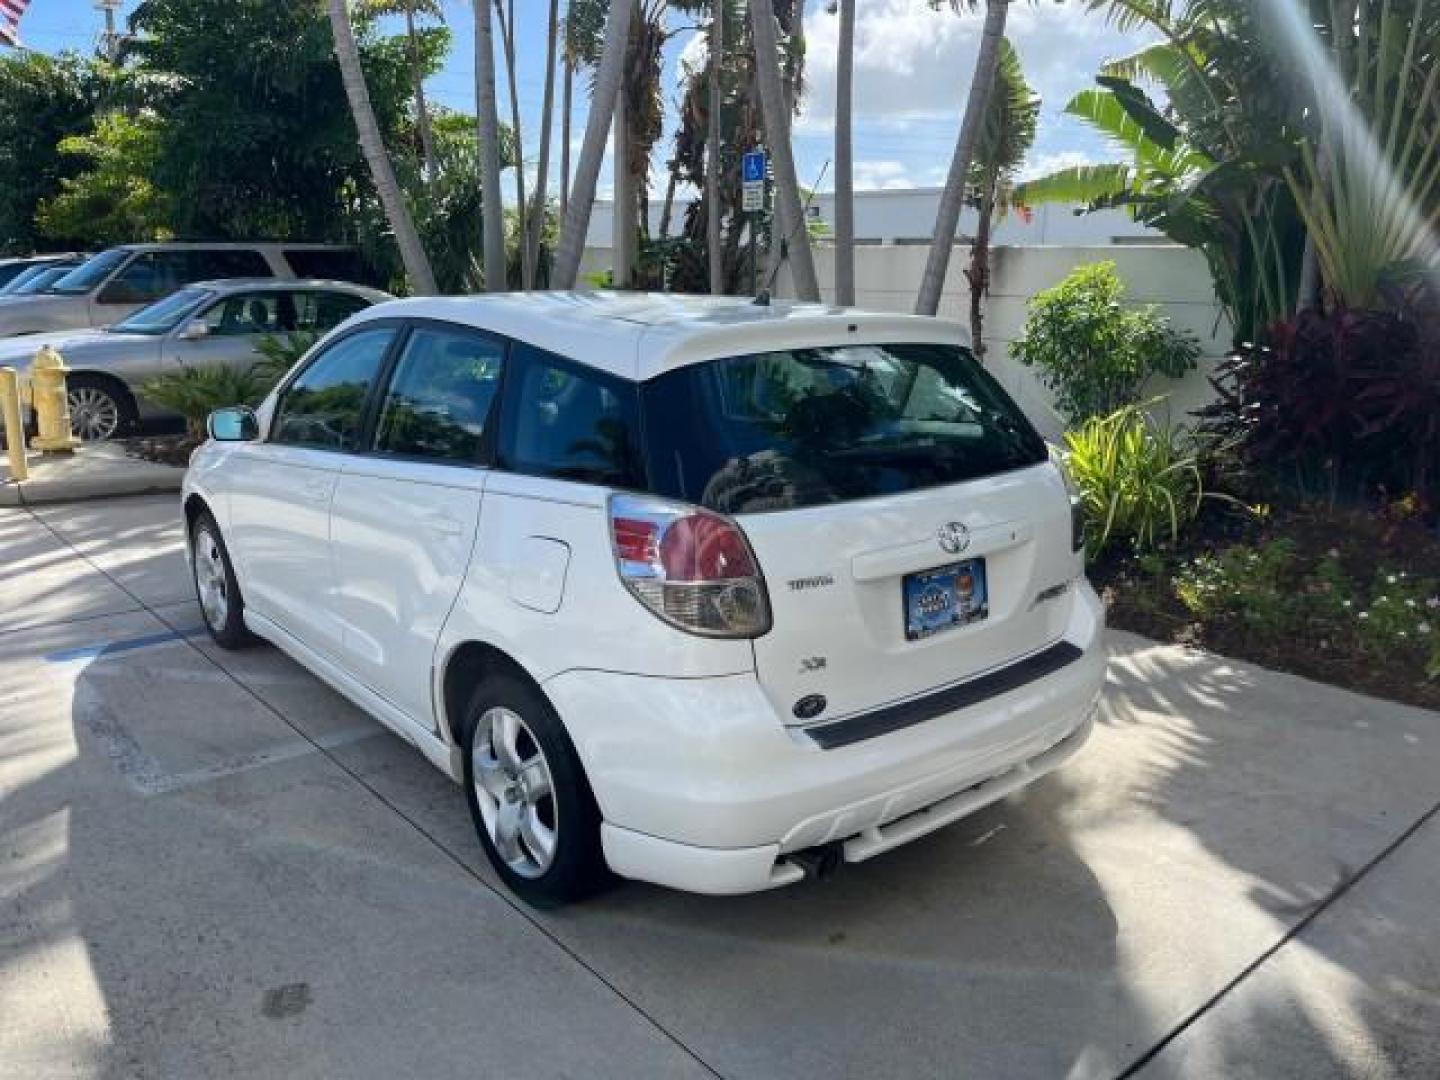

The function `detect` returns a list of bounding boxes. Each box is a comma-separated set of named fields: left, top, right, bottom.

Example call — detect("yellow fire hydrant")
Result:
left=0, top=365, right=28, bottom=481
left=30, top=344, right=80, bottom=454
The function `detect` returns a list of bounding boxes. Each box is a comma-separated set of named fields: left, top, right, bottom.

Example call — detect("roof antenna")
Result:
left=754, top=158, right=831, bottom=306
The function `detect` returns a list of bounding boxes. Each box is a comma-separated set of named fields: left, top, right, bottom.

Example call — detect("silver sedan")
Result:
left=0, top=278, right=390, bottom=441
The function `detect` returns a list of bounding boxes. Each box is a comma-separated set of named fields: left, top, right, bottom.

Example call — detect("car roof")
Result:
left=112, top=241, right=355, bottom=252
left=348, top=291, right=968, bottom=381
left=186, top=278, right=392, bottom=299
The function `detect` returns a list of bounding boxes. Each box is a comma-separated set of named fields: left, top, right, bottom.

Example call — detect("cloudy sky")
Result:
left=28, top=0, right=1153, bottom=197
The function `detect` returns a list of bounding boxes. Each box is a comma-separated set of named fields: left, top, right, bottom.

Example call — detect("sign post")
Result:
left=742, top=149, right=767, bottom=294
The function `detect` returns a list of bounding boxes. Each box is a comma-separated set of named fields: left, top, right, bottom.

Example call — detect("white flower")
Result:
left=1406, top=599, right=1417, bottom=608
left=1428, top=597, right=1440, bottom=610
left=1419, top=622, right=1432, bottom=635
left=1359, top=611, right=1370, bottom=620
left=1342, top=599, right=1352, bottom=608
left=1387, top=574, right=1398, bottom=585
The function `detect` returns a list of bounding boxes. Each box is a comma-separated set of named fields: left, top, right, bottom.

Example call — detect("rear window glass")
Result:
left=643, top=343, right=1047, bottom=514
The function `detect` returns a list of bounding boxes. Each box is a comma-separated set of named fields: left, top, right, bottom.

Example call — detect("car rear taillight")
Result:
left=609, top=494, right=772, bottom=638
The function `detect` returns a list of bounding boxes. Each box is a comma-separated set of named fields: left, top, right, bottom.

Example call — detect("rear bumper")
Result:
left=601, top=707, right=1096, bottom=895
left=546, top=581, right=1106, bottom=894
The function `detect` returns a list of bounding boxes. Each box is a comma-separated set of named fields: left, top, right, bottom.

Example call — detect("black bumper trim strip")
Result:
left=804, top=640, right=1085, bottom=750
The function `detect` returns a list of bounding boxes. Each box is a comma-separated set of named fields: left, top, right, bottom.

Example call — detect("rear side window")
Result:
left=271, top=327, right=394, bottom=450
left=499, top=344, right=642, bottom=487
left=372, top=328, right=502, bottom=464
left=194, top=249, right=272, bottom=279
left=643, top=343, right=1047, bottom=515
left=281, top=248, right=374, bottom=285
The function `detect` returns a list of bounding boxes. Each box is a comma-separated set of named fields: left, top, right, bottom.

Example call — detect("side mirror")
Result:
left=179, top=319, right=210, bottom=341
left=207, top=406, right=259, bottom=442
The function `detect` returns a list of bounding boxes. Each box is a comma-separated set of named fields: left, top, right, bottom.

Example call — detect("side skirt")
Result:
left=243, top=610, right=464, bottom=783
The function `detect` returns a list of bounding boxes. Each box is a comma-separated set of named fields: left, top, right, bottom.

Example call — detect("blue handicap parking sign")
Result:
left=742, top=150, right=767, bottom=184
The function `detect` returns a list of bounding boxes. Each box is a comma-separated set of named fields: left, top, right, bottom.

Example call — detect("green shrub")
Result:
left=140, top=364, right=271, bottom=436
left=1062, top=404, right=1204, bottom=558
left=1011, top=261, right=1199, bottom=423
left=1174, top=540, right=1307, bottom=635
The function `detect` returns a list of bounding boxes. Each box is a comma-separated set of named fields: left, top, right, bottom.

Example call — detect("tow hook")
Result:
left=789, top=841, right=845, bottom=881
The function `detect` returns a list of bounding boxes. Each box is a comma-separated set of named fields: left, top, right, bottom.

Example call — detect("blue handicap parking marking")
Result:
left=44, top=627, right=202, bottom=664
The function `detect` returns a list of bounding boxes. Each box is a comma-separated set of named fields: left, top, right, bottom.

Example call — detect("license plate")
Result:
left=903, top=558, right=989, bottom=641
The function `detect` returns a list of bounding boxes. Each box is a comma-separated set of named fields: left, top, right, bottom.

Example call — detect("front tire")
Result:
left=67, top=374, right=136, bottom=442
left=461, top=674, right=609, bottom=906
left=191, top=510, right=255, bottom=649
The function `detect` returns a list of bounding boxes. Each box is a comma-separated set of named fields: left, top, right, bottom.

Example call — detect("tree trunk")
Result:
left=612, top=73, right=634, bottom=288
left=658, top=168, right=678, bottom=240
left=552, top=0, right=633, bottom=289
left=750, top=0, right=819, bottom=301
left=495, top=0, right=529, bottom=289
left=474, top=0, right=507, bottom=291
left=560, top=56, right=572, bottom=222
left=914, top=0, right=1008, bottom=317
left=706, top=2, right=724, bottom=294
left=327, top=0, right=437, bottom=295
left=405, top=5, right=438, bottom=183
left=964, top=179, right=995, bottom=359
left=834, top=0, right=855, bottom=305
left=525, top=0, right=561, bottom=288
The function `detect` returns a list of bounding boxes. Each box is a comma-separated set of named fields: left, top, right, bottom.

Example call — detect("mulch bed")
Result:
left=121, top=433, right=203, bottom=468
left=1090, top=500, right=1440, bottom=711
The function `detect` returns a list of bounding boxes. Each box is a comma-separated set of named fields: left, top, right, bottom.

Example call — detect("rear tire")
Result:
left=190, top=510, right=255, bottom=650
left=67, top=374, right=136, bottom=442
left=461, top=673, right=610, bottom=907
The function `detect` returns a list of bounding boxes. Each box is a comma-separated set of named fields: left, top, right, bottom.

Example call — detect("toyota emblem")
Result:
left=936, top=522, right=970, bottom=555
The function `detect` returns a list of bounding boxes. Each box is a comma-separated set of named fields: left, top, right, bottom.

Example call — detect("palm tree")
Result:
left=356, top=0, right=443, bottom=182
left=750, top=0, right=819, bottom=300
left=493, top=0, right=530, bottom=289
left=832, top=0, right=855, bottom=305
left=524, top=0, right=562, bottom=288
left=706, top=0, right=725, bottom=293
left=915, top=0, right=1010, bottom=317
left=965, top=36, right=1037, bottom=357
left=473, top=0, right=507, bottom=291
left=326, top=0, right=437, bottom=295
left=553, top=0, right=635, bottom=287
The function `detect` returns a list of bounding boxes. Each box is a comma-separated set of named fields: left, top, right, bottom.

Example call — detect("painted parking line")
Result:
left=44, top=626, right=205, bottom=664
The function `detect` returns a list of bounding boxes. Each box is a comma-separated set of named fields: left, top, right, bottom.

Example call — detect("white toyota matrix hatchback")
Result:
left=184, top=292, right=1106, bottom=905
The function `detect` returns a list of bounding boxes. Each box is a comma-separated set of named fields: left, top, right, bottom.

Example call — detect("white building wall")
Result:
left=586, top=187, right=1164, bottom=249
left=782, top=242, right=1230, bottom=439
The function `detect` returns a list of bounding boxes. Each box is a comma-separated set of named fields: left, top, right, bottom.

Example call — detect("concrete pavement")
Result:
left=1, top=494, right=1437, bottom=1079
left=1, top=442, right=184, bottom=508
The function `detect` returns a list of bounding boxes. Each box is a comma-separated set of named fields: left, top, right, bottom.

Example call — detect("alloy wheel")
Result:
left=471, top=707, right=559, bottom=878
left=68, top=386, right=120, bottom=441
left=193, top=527, right=229, bottom=631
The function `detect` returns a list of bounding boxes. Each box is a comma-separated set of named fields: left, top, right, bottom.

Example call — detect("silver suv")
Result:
left=0, top=242, right=374, bottom=338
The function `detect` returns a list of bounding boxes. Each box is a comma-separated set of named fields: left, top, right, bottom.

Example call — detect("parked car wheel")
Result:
left=67, top=374, right=135, bottom=441
left=461, top=674, right=610, bottom=906
left=190, top=510, right=255, bottom=649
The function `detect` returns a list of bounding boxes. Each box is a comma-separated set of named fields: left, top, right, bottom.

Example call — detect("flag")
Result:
left=0, top=0, right=31, bottom=48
